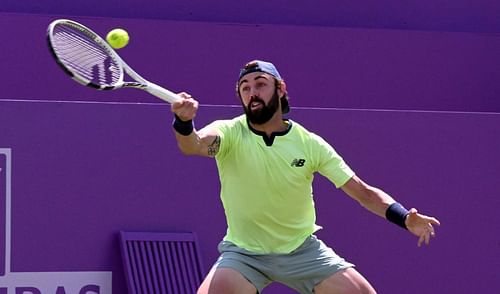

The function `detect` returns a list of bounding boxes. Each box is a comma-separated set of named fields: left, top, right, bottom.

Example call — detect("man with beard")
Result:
left=171, top=60, right=440, bottom=294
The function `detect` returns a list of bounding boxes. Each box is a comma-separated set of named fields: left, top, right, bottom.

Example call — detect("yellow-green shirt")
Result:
left=210, top=115, right=354, bottom=254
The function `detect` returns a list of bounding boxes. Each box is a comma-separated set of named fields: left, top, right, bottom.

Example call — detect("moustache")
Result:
left=249, top=96, right=265, bottom=104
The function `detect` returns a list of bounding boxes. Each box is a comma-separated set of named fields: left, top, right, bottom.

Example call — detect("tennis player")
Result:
left=171, top=60, right=440, bottom=294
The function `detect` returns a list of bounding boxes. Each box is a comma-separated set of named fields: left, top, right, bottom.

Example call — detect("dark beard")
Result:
left=243, top=90, right=280, bottom=125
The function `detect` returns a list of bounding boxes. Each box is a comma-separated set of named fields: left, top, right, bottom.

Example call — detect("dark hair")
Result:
left=276, top=79, right=290, bottom=114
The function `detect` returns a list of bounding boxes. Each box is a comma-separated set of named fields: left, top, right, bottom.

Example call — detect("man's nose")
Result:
left=250, top=86, right=259, bottom=96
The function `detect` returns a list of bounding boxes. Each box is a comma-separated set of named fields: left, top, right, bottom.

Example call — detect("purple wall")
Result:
left=1, top=11, right=499, bottom=294
left=2, top=0, right=500, bottom=33
left=1, top=100, right=499, bottom=293
left=1, top=13, right=500, bottom=113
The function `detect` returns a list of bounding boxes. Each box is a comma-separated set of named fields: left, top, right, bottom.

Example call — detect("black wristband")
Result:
left=386, top=202, right=409, bottom=230
left=173, top=115, right=194, bottom=136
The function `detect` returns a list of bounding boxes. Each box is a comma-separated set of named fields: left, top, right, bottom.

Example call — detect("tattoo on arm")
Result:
left=207, top=135, right=221, bottom=157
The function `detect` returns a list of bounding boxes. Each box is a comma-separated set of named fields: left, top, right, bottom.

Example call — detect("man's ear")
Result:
left=277, top=80, right=287, bottom=96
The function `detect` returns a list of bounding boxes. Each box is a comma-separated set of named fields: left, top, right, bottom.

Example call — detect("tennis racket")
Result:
left=47, top=19, right=180, bottom=104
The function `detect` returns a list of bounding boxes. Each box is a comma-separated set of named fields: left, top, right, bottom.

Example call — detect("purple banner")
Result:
left=0, top=100, right=499, bottom=292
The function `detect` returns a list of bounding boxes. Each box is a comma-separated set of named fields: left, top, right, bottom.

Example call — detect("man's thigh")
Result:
left=197, top=267, right=257, bottom=294
left=314, top=268, right=376, bottom=294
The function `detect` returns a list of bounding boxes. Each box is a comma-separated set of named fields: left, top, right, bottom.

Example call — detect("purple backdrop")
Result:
left=0, top=10, right=499, bottom=294
left=1, top=13, right=500, bottom=113
left=0, top=100, right=499, bottom=293
left=2, top=0, right=500, bottom=33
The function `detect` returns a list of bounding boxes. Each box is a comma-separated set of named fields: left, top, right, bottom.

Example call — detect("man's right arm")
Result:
left=174, top=128, right=220, bottom=157
left=171, top=92, right=221, bottom=157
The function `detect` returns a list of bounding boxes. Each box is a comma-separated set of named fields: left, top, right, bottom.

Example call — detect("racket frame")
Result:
left=47, top=19, right=180, bottom=103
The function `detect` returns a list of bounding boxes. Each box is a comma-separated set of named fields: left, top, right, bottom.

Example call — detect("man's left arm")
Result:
left=340, top=175, right=441, bottom=247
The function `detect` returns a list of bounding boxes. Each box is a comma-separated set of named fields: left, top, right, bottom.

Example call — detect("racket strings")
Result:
left=52, top=24, right=122, bottom=87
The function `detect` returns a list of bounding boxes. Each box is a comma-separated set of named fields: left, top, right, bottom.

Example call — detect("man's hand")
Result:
left=171, top=92, right=199, bottom=121
left=405, top=208, right=441, bottom=247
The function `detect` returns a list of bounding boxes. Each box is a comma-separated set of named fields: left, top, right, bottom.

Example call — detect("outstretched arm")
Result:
left=340, top=175, right=441, bottom=246
left=171, top=92, right=220, bottom=157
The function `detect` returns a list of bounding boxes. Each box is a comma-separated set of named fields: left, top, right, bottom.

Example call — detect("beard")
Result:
left=243, top=89, right=281, bottom=125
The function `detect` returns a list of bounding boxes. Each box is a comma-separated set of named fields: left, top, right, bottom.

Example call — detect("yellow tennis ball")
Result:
left=106, top=28, right=129, bottom=49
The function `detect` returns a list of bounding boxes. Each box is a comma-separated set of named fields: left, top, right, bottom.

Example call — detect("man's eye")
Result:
left=241, top=86, right=250, bottom=92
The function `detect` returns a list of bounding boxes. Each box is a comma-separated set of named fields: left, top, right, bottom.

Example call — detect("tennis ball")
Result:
left=106, top=28, right=129, bottom=49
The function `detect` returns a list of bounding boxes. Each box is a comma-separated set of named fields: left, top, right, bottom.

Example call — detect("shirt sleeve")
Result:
left=201, top=119, right=235, bottom=161
left=312, top=134, right=355, bottom=188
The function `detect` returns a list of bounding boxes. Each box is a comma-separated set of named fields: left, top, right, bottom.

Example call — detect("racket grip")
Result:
left=145, top=83, right=181, bottom=104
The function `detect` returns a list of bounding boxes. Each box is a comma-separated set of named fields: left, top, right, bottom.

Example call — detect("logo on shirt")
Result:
left=290, top=158, right=306, bottom=167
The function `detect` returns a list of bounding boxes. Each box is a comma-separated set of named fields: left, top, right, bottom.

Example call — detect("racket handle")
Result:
left=145, top=82, right=181, bottom=104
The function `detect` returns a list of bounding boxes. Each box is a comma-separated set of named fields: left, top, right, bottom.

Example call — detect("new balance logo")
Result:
left=290, top=159, right=306, bottom=167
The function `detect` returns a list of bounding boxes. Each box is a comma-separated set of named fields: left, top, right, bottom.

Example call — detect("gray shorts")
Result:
left=212, top=235, right=354, bottom=294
